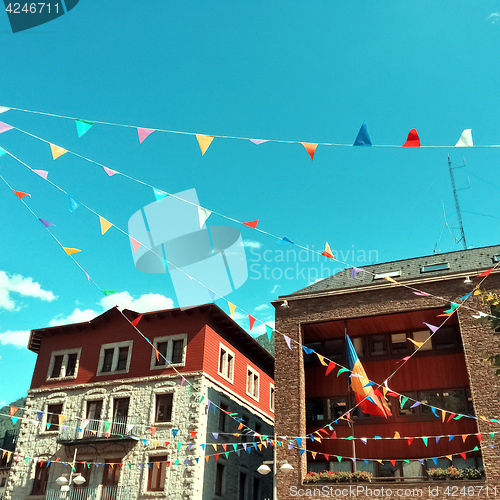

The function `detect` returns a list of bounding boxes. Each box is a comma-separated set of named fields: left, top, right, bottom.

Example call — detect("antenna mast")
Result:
left=447, top=154, right=467, bottom=250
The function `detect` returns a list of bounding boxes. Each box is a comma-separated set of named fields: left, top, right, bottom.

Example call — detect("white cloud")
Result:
left=270, top=284, right=281, bottom=294
left=0, top=330, right=30, bottom=348
left=254, top=303, right=271, bottom=311
left=489, top=12, right=500, bottom=24
left=0, top=400, right=6, bottom=408
left=0, top=271, right=56, bottom=311
left=48, top=292, right=175, bottom=328
left=250, top=320, right=275, bottom=337
left=243, top=240, right=263, bottom=249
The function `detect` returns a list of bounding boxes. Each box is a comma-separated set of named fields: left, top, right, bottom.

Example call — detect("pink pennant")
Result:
left=423, top=322, right=439, bottom=333
left=33, top=170, right=48, bottom=180
left=103, top=166, right=118, bottom=177
left=284, top=335, right=292, bottom=349
left=249, top=139, right=268, bottom=145
left=130, top=237, right=141, bottom=253
left=83, top=269, right=90, bottom=281
left=413, top=291, right=431, bottom=297
left=0, top=122, right=13, bottom=134
left=137, top=128, right=155, bottom=144
left=400, top=356, right=411, bottom=362
left=248, top=315, right=256, bottom=330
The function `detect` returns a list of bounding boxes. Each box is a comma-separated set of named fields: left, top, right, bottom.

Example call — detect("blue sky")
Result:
left=1, top=1, right=500, bottom=406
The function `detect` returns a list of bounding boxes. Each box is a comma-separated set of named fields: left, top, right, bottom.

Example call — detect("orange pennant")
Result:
left=196, top=135, right=214, bottom=155
left=238, top=423, right=243, bottom=430
left=154, top=347, right=159, bottom=361
left=311, top=452, right=317, bottom=460
left=462, top=434, right=467, bottom=443
left=437, top=312, right=453, bottom=317
left=394, top=431, right=400, bottom=439
left=321, top=242, right=334, bottom=259
left=9, top=406, right=18, bottom=417
left=50, top=144, right=67, bottom=160
left=58, top=415, right=65, bottom=426
left=316, top=353, right=328, bottom=366
left=205, top=456, right=209, bottom=463
left=441, top=410, right=446, bottom=423
left=408, top=338, right=424, bottom=348
left=63, top=247, right=81, bottom=256
left=301, top=142, right=318, bottom=160
left=242, top=220, right=259, bottom=229
left=12, top=191, right=31, bottom=200
left=446, top=455, right=453, bottom=461
left=99, top=216, right=113, bottom=235
left=384, top=276, right=399, bottom=285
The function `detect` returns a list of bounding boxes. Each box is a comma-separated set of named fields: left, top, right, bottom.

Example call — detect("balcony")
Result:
left=57, top=417, right=140, bottom=444
left=46, top=486, right=131, bottom=500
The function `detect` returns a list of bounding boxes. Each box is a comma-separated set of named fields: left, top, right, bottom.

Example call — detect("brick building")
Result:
left=273, top=244, right=500, bottom=497
left=4, top=304, right=274, bottom=500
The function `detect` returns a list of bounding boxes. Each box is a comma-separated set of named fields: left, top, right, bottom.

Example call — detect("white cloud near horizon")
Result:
left=254, top=303, right=271, bottom=311
left=0, top=330, right=30, bottom=348
left=243, top=240, right=263, bottom=250
left=488, top=12, right=500, bottom=24
left=0, top=271, right=56, bottom=311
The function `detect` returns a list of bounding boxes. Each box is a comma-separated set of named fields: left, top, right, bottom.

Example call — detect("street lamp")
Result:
left=257, top=458, right=294, bottom=500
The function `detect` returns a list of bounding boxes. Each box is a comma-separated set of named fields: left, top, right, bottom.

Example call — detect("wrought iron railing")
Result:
left=46, top=486, right=131, bottom=500
left=57, top=417, right=140, bottom=442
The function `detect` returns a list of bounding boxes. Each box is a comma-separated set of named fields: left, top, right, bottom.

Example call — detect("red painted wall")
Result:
left=203, top=324, right=274, bottom=419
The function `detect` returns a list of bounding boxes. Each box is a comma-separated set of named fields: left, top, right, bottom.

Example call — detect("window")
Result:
left=466, top=388, right=475, bottom=415
left=442, top=389, right=467, bottom=414
left=155, top=394, right=173, bottom=423
left=419, top=391, right=441, bottom=415
left=391, top=333, right=409, bottom=354
left=218, top=344, right=235, bottom=383
left=306, top=400, right=325, bottom=422
left=147, top=455, right=168, bottom=491
left=412, top=331, right=433, bottom=351
left=239, top=472, right=247, bottom=500
left=0, top=478, right=6, bottom=487
left=47, top=349, right=82, bottom=380
left=150, top=334, right=187, bottom=369
left=31, top=462, right=50, bottom=495
left=215, top=463, right=224, bottom=497
left=398, top=392, right=418, bottom=416
left=253, top=477, right=260, bottom=500
left=219, top=403, right=229, bottom=431
left=246, top=366, right=259, bottom=400
left=433, top=327, right=459, bottom=350
left=103, top=460, right=121, bottom=487
left=369, top=335, right=387, bottom=356
left=421, top=263, right=450, bottom=273
left=73, top=463, right=91, bottom=487
left=374, top=270, right=401, bottom=280
left=46, top=403, right=63, bottom=431
left=329, top=398, right=347, bottom=420
left=97, top=341, right=133, bottom=375
left=352, top=337, right=364, bottom=357
left=270, top=384, right=275, bottom=412
left=240, top=416, right=250, bottom=443
left=324, top=339, right=344, bottom=361
left=112, top=397, right=130, bottom=434
left=85, top=400, right=102, bottom=436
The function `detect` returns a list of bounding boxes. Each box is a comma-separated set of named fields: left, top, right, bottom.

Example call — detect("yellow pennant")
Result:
left=50, top=143, right=67, bottom=160
left=394, top=431, right=400, bottom=439
left=258, top=444, right=262, bottom=451
left=311, top=452, right=317, bottom=460
left=446, top=455, right=453, bottom=461
left=479, top=416, right=488, bottom=421
left=7, top=452, right=12, bottom=461
left=441, top=410, right=446, bottom=423
left=58, top=415, right=66, bottom=426
left=408, top=338, right=425, bottom=348
left=212, top=443, right=217, bottom=451
left=321, top=242, right=334, bottom=259
left=233, top=433, right=240, bottom=437
left=63, top=247, right=81, bottom=256
left=1, top=450, right=6, bottom=459
left=474, top=289, right=481, bottom=295
left=384, top=276, right=399, bottom=285
left=99, top=216, right=113, bottom=235
left=153, top=440, right=158, bottom=449
left=377, top=460, right=382, bottom=464
left=228, top=302, right=236, bottom=317
left=196, top=135, right=214, bottom=155
left=238, top=423, right=243, bottom=430
left=316, top=353, right=328, bottom=366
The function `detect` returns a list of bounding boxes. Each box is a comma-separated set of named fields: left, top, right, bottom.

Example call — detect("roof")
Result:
left=28, top=303, right=274, bottom=372
left=282, top=244, right=500, bottom=298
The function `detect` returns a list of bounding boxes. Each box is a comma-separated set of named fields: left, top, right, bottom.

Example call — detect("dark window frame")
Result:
left=147, top=455, right=168, bottom=491
left=155, top=393, right=173, bottom=423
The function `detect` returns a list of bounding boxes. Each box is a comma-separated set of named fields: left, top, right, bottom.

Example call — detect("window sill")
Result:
left=153, top=422, right=174, bottom=428
left=245, top=391, right=259, bottom=402
left=151, top=363, right=185, bottom=371
left=45, top=375, right=77, bottom=382
left=96, top=369, right=130, bottom=377
left=218, top=372, right=234, bottom=385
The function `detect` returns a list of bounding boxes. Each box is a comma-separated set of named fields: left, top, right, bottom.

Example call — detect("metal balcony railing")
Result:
left=57, top=417, right=140, bottom=443
left=46, top=486, right=131, bottom=500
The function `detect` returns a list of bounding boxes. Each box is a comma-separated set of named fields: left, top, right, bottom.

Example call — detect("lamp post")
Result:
left=56, top=449, right=86, bottom=499
left=257, top=435, right=294, bottom=500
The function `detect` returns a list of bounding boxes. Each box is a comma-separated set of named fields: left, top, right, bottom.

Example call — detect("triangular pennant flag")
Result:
left=337, top=456, right=342, bottom=462
left=432, top=458, right=438, bottom=465
left=58, top=415, right=65, bottom=426
left=281, top=236, right=294, bottom=244
left=353, top=121, right=372, bottom=146
left=326, top=361, right=336, bottom=375
left=437, top=312, right=453, bottom=317
left=46, top=422, right=51, bottom=430
left=153, top=188, right=167, bottom=202
left=131, top=315, right=143, bottom=327
left=228, top=302, right=237, bottom=317
left=337, top=367, right=349, bottom=376
left=413, top=291, right=431, bottom=296
left=11, top=417, right=18, bottom=425
left=390, top=460, right=396, bottom=466
left=0, top=147, right=6, bottom=157
left=300, top=449, right=305, bottom=456
left=102, top=290, right=117, bottom=296
left=50, top=144, right=67, bottom=160
left=13, top=190, right=30, bottom=200
left=400, top=397, right=408, bottom=409
left=284, top=336, right=292, bottom=349
left=460, top=452, right=466, bottom=460
left=490, top=432, right=495, bottom=442
left=351, top=267, right=362, bottom=279
left=448, top=436, right=455, bottom=441
left=431, top=407, right=439, bottom=418
left=408, top=438, right=413, bottom=445
left=190, top=431, right=197, bottom=439
left=0, top=107, right=10, bottom=114
left=172, top=429, right=178, bottom=438
left=423, top=322, right=439, bottom=333
left=384, top=276, right=399, bottom=284
left=10, top=407, right=18, bottom=417
left=37, top=411, right=42, bottom=420
left=212, top=444, right=218, bottom=452
left=476, top=434, right=482, bottom=442
left=205, top=456, right=209, bottom=463
left=68, top=196, right=80, bottom=212
left=130, top=237, right=141, bottom=253
left=321, top=242, right=334, bottom=259
left=443, top=302, right=460, bottom=313
left=103, top=166, right=118, bottom=176
left=248, top=315, right=256, bottom=331
left=301, top=142, right=318, bottom=160
left=311, top=452, right=317, bottom=460
left=137, top=128, right=155, bottom=144
left=455, top=129, right=473, bottom=147
left=177, top=442, right=182, bottom=451
left=310, top=434, right=315, bottom=442
left=63, top=247, right=81, bottom=256
left=76, top=119, right=94, bottom=137
left=441, top=410, right=446, bottom=422
left=478, top=268, right=494, bottom=277
left=212, top=432, right=219, bottom=440
left=150, top=426, right=157, bottom=436
left=394, top=431, right=400, bottom=439
left=198, top=207, right=212, bottom=228
left=265, top=325, right=273, bottom=342
left=39, top=219, right=55, bottom=228
left=302, top=345, right=314, bottom=355
left=99, top=216, right=113, bottom=235
left=459, top=292, right=473, bottom=301
left=462, top=434, right=467, bottom=443
left=360, top=438, right=367, bottom=445
left=243, top=220, right=259, bottom=229
left=436, top=436, right=441, bottom=444
left=196, top=135, right=214, bottom=155
left=33, top=169, right=48, bottom=180
left=422, top=437, right=428, bottom=446
left=403, top=128, right=420, bottom=147
left=249, top=139, right=268, bottom=145
left=316, top=353, right=328, bottom=366
left=0, top=122, right=13, bottom=134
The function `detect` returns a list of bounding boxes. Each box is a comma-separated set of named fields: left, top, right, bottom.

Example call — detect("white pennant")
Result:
left=0, top=107, right=10, bottom=114
left=198, top=207, right=212, bottom=228
left=455, top=129, right=473, bottom=147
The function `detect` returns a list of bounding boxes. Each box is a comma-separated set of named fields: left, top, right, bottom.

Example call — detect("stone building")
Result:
left=273, top=244, right=500, bottom=497
left=4, top=304, right=274, bottom=500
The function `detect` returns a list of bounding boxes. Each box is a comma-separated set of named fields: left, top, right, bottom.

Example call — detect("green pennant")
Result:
left=128, top=463, right=132, bottom=470
left=104, top=421, right=111, bottom=432
left=346, top=436, right=354, bottom=440
left=177, top=443, right=182, bottom=451
left=422, top=437, right=428, bottom=446
left=188, top=385, right=193, bottom=393
left=444, top=302, right=460, bottom=313
left=75, top=119, right=94, bottom=137
left=233, top=444, right=238, bottom=451
left=102, top=290, right=117, bottom=296
left=337, top=456, right=342, bottom=462
left=404, top=460, right=410, bottom=464
left=473, top=446, right=479, bottom=451
left=400, top=396, right=408, bottom=409
left=265, top=325, right=273, bottom=342
left=175, top=460, right=179, bottom=465
left=337, top=367, right=349, bottom=377
left=490, top=432, right=495, bottom=442
left=153, top=188, right=167, bottom=202
left=224, top=452, right=229, bottom=459
left=200, top=396, right=205, bottom=403
left=453, top=415, right=463, bottom=420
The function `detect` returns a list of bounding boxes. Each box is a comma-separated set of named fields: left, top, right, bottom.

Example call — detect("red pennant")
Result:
left=119, top=463, right=123, bottom=469
left=403, top=129, right=420, bottom=147
left=373, top=389, right=384, bottom=398
left=390, top=460, right=396, bottom=466
left=242, top=220, right=259, bottom=229
left=460, top=452, right=466, bottom=459
left=325, top=361, right=336, bottom=375
left=55, top=458, right=60, bottom=462
left=104, top=432, right=110, bottom=439
left=150, top=427, right=157, bottom=436
left=477, top=434, right=482, bottom=442
left=248, top=315, right=256, bottom=330
left=215, top=454, right=219, bottom=461
left=13, top=190, right=30, bottom=200
left=131, top=315, right=143, bottom=327
left=222, top=444, right=227, bottom=452
left=330, top=430, right=337, bottom=439
left=446, top=413, right=456, bottom=422
left=10, top=407, right=18, bottom=417
left=386, top=392, right=399, bottom=397
left=478, top=268, right=494, bottom=277
left=40, top=460, right=44, bottom=467
left=408, top=438, right=413, bottom=446
left=190, top=431, right=197, bottom=439
left=165, top=442, right=170, bottom=447
left=318, top=428, right=329, bottom=435
left=324, top=454, right=329, bottom=461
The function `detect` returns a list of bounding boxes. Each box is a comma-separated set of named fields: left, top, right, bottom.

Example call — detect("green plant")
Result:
left=303, top=470, right=372, bottom=484
left=426, top=468, right=446, bottom=479
left=445, top=466, right=463, bottom=480
left=461, top=467, right=484, bottom=480
left=352, top=470, right=373, bottom=482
